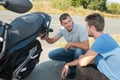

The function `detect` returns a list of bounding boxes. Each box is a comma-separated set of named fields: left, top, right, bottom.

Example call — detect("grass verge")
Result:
left=30, top=1, right=120, bottom=18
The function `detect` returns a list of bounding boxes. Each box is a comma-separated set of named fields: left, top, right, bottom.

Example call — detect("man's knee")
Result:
left=48, top=50, right=55, bottom=59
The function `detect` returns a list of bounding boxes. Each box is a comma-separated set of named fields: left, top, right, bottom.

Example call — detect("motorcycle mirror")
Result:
left=0, top=0, right=33, bottom=13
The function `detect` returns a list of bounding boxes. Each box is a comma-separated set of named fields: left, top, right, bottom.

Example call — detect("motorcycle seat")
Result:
left=6, top=12, right=50, bottom=50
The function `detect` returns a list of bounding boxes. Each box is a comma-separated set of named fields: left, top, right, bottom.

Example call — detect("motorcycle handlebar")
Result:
left=48, top=28, right=53, bottom=32
left=40, top=28, right=53, bottom=39
left=0, top=21, right=11, bottom=29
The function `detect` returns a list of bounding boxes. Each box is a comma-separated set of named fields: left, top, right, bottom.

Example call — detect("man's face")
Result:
left=61, top=16, right=73, bottom=32
left=86, top=23, right=93, bottom=37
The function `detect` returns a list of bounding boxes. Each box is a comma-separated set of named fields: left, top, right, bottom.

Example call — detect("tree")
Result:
left=107, top=3, right=120, bottom=14
left=80, top=0, right=91, bottom=9
left=71, top=0, right=81, bottom=7
left=79, top=0, right=107, bottom=11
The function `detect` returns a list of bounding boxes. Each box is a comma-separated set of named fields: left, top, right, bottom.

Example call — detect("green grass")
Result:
left=30, top=1, right=120, bottom=19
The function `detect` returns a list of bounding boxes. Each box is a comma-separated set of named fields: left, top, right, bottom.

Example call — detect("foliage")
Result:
left=42, top=0, right=119, bottom=14
left=107, top=3, right=120, bottom=14
left=70, top=0, right=107, bottom=11
left=80, top=0, right=91, bottom=9
left=84, top=0, right=107, bottom=11
left=71, top=0, right=81, bottom=7
left=50, top=0, right=71, bottom=10
left=88, top=1, right=100, bottom=10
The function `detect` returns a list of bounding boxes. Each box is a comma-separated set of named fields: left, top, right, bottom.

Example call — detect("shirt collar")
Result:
left=65, top=23, right=75, bottom=33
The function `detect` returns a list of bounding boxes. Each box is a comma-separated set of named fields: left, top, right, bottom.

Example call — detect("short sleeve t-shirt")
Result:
left=90, top=34, right=119, bottom=80
left=55, top=23, right=88, bottom=49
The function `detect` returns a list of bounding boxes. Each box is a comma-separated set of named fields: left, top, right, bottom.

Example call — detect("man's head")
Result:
left=59, top=13, right=73, bottom=32
left=85, top=13, right=105, bottom=37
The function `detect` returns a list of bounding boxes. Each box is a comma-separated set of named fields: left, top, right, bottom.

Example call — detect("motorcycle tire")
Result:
left=19, top=59, right=38, bottom=79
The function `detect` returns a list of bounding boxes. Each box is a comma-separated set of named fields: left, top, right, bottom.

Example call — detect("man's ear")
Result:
left=91, top=26, right=96, bottom=31
left=60, top=22, right=63, bottom=26
left=61, top=23, right=62, bottom=26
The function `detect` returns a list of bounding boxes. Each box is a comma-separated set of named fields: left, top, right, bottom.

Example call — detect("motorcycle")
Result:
left=0, top=0, right=53, bottom=80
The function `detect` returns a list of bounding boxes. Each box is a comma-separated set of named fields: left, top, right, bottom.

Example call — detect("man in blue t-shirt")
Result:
left=61, top=13, right=120, bottom=80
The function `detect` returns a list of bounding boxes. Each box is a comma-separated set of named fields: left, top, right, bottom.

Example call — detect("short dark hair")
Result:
left=59, top=13, right=71, bottom=23
left=85, top=13, right=105, bottom=32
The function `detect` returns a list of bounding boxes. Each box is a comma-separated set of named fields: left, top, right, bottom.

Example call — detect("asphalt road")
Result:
left=0, top=10, right=120, bottom=80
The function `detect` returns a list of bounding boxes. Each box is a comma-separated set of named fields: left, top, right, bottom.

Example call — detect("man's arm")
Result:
left=39, top=34, right=59, bottom=44
left=44, top=36, right=59, bottom=44
left=65, top=40, right=89, bottom=51
left=69, top=50, right=97, bottom=66
left=78, top=50, right=97, bottom=66
left=65, top=50, right=97, bottom=67
left=61, top=50, right=97, bottom=79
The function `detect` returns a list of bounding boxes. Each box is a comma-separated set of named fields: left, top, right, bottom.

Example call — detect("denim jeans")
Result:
left=48, top=48, right=86, bottom=72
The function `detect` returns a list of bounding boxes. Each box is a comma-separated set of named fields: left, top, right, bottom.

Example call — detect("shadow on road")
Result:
left=23, top=60, right=64, bottom=80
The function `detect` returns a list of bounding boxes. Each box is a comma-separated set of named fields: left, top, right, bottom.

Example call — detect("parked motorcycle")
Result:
left=0, top=0, right=53, bottom=80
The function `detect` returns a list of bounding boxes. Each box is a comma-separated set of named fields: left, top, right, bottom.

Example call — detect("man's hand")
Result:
left=61, top=64, right=69, bottom=79
left=39, top=33, right=48, bottom=40
left=65, top=42, right=72, bottom=52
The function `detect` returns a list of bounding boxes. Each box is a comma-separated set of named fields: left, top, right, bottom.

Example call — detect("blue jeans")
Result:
left=48, top=48, right=86, bottom=72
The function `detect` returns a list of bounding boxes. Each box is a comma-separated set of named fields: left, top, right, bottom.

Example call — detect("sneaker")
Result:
left=66, top=72, right=76, bottom=79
